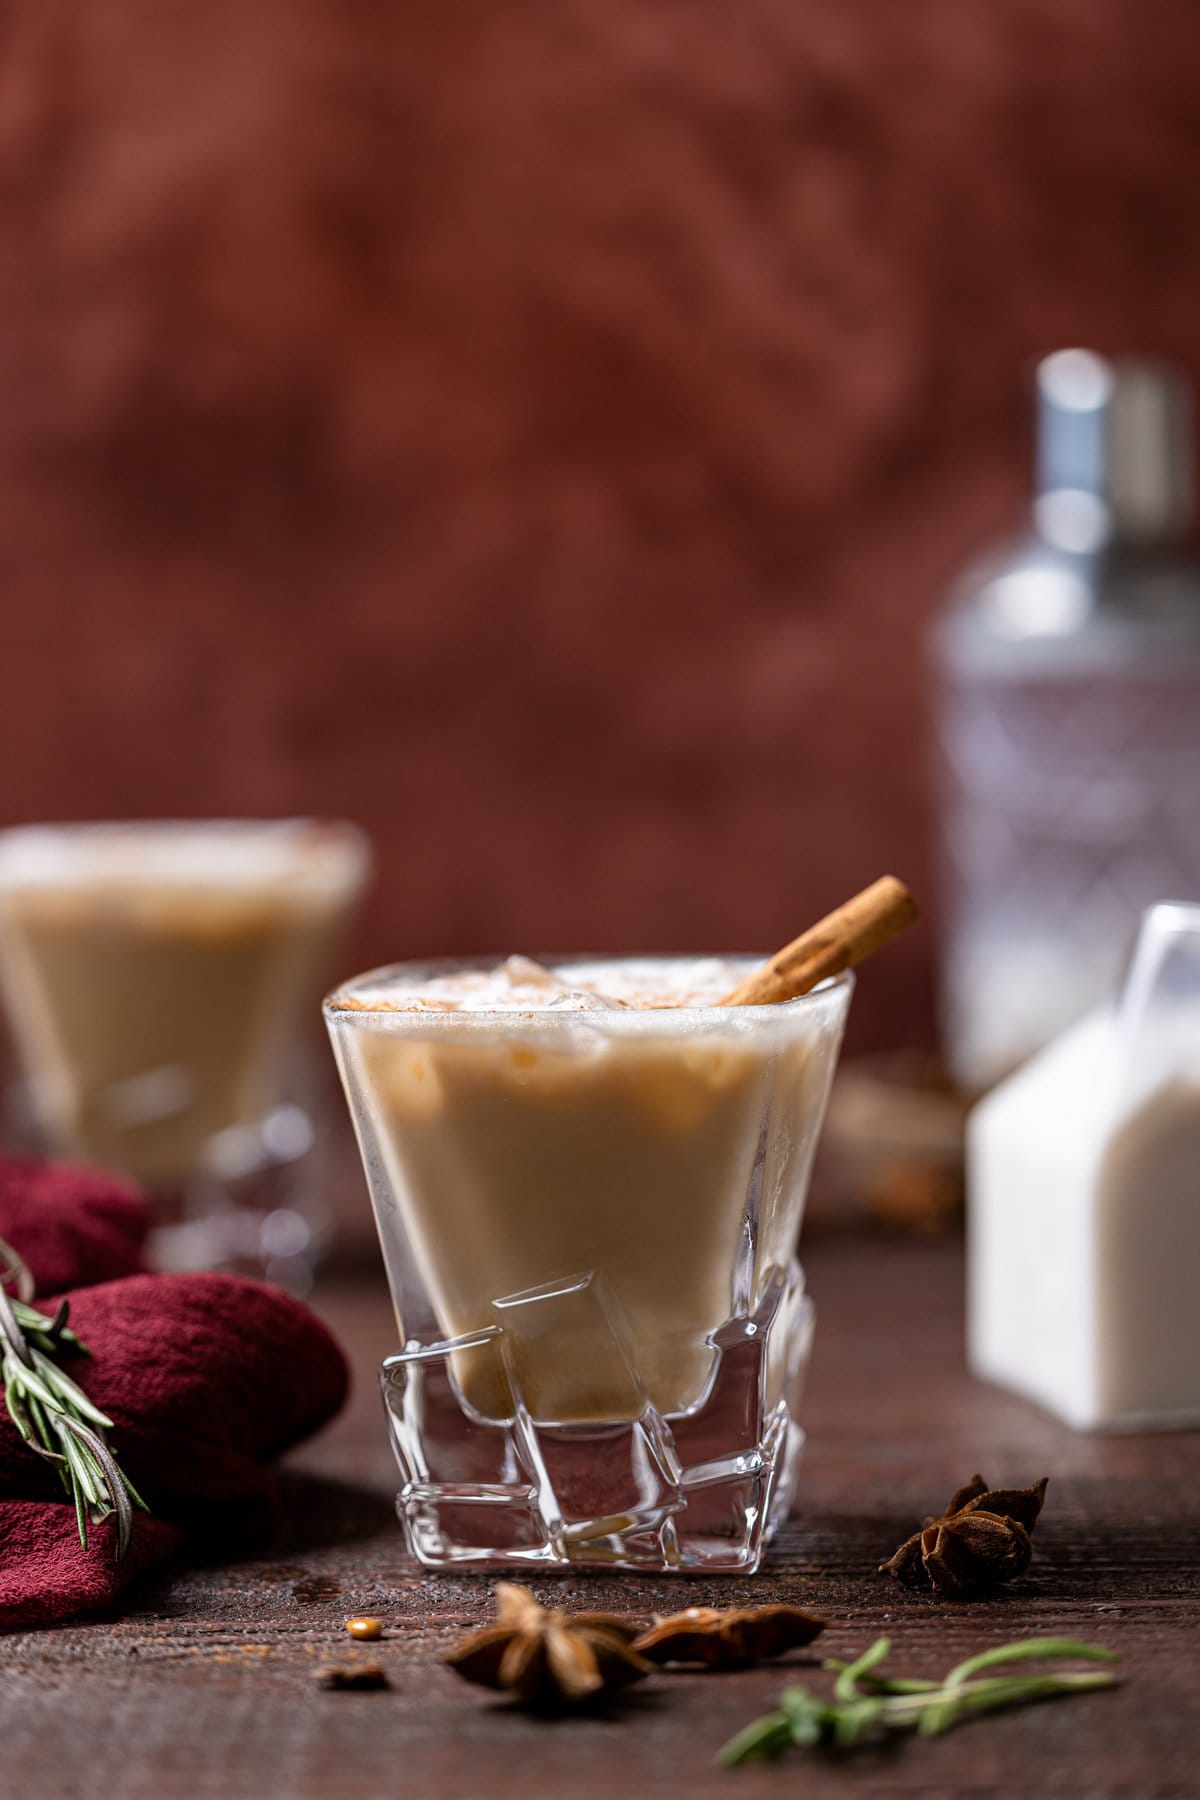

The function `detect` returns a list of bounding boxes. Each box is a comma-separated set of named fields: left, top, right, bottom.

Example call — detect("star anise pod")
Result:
left=634, top=1604, right=828, bottom=1669
left=445, top=1583, right=650, bottom=1707
left=880, top=1474, right=1050, bottom=1598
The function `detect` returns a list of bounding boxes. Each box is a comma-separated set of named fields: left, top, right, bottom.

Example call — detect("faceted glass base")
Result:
left=380, top=1259, right=815, bottom=1573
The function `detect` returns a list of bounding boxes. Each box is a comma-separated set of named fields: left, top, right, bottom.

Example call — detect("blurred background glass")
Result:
left=935, top=352, right=1200, bottom=1090
left=0, top=820, right=370, bottom=1280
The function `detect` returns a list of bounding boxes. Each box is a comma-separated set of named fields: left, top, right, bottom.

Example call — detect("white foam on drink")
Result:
left=0, top=821, right=369, bottom=897
left=338, top=955, right=757, bottom=1012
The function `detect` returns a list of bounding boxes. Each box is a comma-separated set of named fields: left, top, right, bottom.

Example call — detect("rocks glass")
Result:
left=326, top=956, right=850, bottom=1572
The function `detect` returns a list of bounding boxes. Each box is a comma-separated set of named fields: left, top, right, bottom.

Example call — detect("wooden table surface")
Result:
left=1, top=1235, right=1197, bottom=1799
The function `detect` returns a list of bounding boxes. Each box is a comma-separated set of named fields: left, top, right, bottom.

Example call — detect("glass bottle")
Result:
left=934, top=350, right=1200, bottom=1090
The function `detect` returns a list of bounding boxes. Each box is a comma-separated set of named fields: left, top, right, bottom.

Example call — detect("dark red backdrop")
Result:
left=2, top=0, right=1198, bottom=1051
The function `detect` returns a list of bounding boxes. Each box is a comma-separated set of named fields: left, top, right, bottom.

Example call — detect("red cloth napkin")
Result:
left=0, top=1155, right=349, bottom=1631
left=0, top=1155, right=147, bottom=1293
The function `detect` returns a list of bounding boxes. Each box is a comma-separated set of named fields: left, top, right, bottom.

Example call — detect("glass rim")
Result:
left=0, top=817, right=372, bottom=887
left=324, top=953, right=855, bottom=1026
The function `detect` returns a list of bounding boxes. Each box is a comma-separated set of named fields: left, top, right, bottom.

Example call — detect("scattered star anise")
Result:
left=634, top=1604, right=828, bottom=1669
left=880, top=1474, right=1050, bottom=1598
left=445, top=1583, right=650, bottom=1707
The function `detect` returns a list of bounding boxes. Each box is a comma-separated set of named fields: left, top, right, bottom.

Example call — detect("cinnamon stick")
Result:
left=717, top=876, right=918, bottom=1007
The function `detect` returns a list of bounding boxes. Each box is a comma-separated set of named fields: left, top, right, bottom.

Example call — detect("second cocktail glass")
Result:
left=0, top=819, right=370, bottom=1278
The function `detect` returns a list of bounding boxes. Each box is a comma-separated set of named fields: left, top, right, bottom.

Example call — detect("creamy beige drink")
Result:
left=0, top=821, right=369, bottom=1185
left=327, top=956, right=849, bottom=1425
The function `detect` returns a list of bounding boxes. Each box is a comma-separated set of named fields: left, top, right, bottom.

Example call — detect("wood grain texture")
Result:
left=0, top=1237, right=1197, bottom=1798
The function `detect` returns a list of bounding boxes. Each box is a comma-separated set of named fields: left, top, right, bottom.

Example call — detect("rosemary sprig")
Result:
left=0, top=1232, right=148, bottom=1559
left=719, top=1635, right=1119, bottom=1764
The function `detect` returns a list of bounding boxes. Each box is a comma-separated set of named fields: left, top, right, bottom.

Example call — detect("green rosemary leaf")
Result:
left=73, top=1438, right=113, bottom=1509
left=64, top=1418, right=134, bottom=1559
left=0, top=1229, right=148, bottom=1560
left=15, top=1297, right=90, bottom=1356
left=11, top=1358, right=64, bottom=1416
left=943, top=1638, right=1120, bottom=1687
left=74, top=1478, right=88, bottom=1549
left=719, top=1636, right=1120, bottom=1765
left=59, top=1426, right=101, bottom=1508
left=718, top=1708, right=793, bottom=1766
left=919, top=1670, right=1118, bottom=1737
left=777, top=1686, right=828, bottom=1747
left=824, top=1662, right=939, bottom=1695
left=831, top=1698, right=888, bottom=1747
left=833, top=1635, right=892, bottom=1700
left=25, top=1388, right=61, bottom=1459
left=119, top=1467, right=152, bottom=1514
left=841, top=1663, right=942, bottom=1692
left=30, top=1348, right=115, bottom=1428
left=5, top=1373, right=33, bottom=1442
